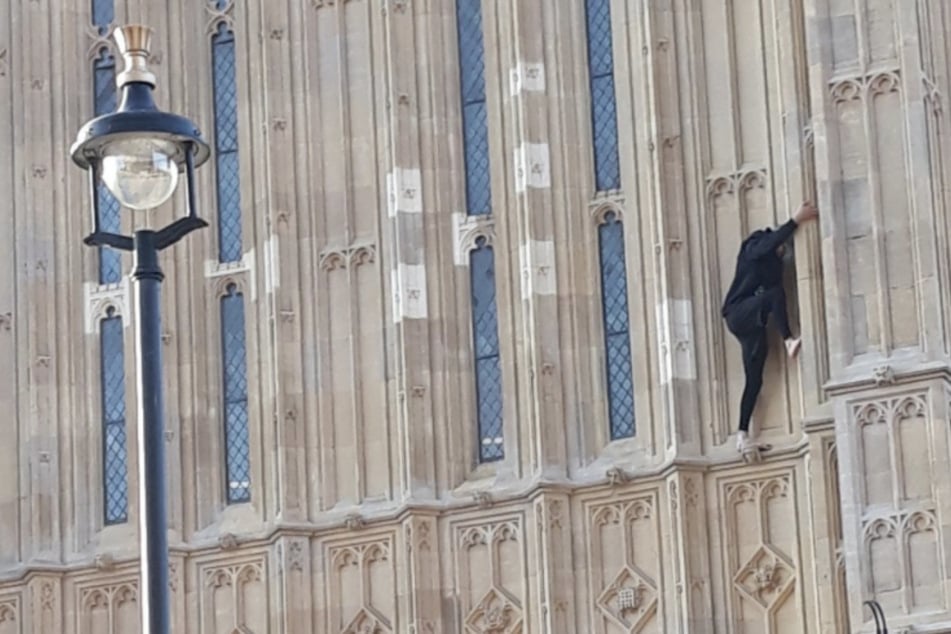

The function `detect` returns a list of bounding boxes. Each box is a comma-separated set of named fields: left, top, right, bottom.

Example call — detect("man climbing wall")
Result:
left=721, top=200, right=819, bottom=461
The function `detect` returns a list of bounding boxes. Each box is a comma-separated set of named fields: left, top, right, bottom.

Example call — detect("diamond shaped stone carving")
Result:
left=465, top=587, right=522, bottom=634
left=596, top=567, right=658, bottom=632
left=342, top=607, right=392, bottom=634
left=733, top=544, right=796, bottom=611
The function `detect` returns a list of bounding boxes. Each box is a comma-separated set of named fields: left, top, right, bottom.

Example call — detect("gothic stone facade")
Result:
left=1, top=0, right=951, bottom=632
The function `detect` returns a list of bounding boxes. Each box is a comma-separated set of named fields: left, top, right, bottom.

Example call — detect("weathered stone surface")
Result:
left=2, top=0, right=951, bottom=631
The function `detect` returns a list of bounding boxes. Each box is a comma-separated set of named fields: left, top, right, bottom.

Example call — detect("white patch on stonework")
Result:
left=264, top=235, right=280, bottom=292
left=204, top=250, right=256, bottom=301
left=519, top=240, right=557, bottom=300
left=204, top=250, right=253, bottom=278
left=509, top=62, right=545, bottom=96
left=84, top=278, right=131, bottom=334
left=392, top=263, right=428, bottom=322
left=656, top=299, right=696, bottom=384
left=514, top=143, right=551, bottom=193
left=387, top=168, right=423, bottom=217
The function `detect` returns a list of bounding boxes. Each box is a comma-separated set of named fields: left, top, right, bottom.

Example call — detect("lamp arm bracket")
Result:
left=83, top=231, right=135, bottom=251
left=154, top=216, right=209, bottom=250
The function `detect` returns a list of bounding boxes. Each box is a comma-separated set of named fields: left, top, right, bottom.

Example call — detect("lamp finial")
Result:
left=113, top=25, right=157, bottom=89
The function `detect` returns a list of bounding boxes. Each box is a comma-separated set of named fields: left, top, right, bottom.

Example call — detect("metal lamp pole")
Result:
left=132, top=229, right=170, bottom=633
left=71, top=25, right=211, bottom=634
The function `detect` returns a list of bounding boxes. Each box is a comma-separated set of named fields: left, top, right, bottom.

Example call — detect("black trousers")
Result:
left=724, top=286, right=792, bottom=433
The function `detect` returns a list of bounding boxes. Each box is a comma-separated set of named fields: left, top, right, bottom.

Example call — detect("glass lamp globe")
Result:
left=100, top=137, right=180, bottom=211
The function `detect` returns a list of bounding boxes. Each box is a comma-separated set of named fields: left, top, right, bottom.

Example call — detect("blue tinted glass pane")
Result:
left=100, top=316, right=128, bottom=524
left=456, top=0, right=491, bottom=216
left=213, top=25, right=242, bottom=262
left=605, top=332, right=635, bottom=439
left=221, top=289, right=251, bottom=504
left=585, top=0, right=614, bottom=76
left=475, top=356, right=504, bottom=461
left=97, top=186, right=122, bottom=284
left=462, top=102, right=491, bottom=216
left=599, top=216, right=630, bottom=335
left=94, top=54, right=122, bottom=284
left=469, top=243, right=504, bottom=462
left=598, top=216, right=634, bottom=439
left=94, top=56, right=116, bottom=114
left=585, top=0, right=621, bottom=192
left=212, top=28, right=238, bottom=152
left=216, top=151, right=242, bottom=263
left=456, top=0, right=486, bottom=103
left=91, top=0, right=113, bottom=31
left=591, top=75, right=621, bottom=191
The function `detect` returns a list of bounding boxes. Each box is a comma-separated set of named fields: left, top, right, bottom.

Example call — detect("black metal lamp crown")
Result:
left=71, top=24, right=211, bottom=251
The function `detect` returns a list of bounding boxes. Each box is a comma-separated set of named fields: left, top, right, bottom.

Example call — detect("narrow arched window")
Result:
left=221, top=285, right=250, bottom=503
left=213, top=21, right=242, bottom=264
left=469, top=238, right=503, bottom=461
left=100, top=309, right=128, bottom=524
left=93, top=48, right=121, bottom=285
left=598, top=212, right=634, bottom=439
left=456, top=0, right=491, bottom=217
left=212, top=18, right=251, bottom=502
left=457, top=0, right=503, bottom=461
left=585, top=0, right=620, bottom=191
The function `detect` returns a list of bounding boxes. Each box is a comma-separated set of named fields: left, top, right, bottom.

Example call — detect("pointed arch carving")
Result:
left=206, top=0, right=236, bottom=34
left=590, top=197, right=625, bottom=224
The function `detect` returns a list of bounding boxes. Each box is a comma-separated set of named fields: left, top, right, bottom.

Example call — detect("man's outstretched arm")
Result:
left=744, top=201, right=819, bottom=259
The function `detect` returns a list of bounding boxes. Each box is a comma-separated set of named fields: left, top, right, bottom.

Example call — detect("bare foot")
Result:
left=785, top=337, right=801, bottom=359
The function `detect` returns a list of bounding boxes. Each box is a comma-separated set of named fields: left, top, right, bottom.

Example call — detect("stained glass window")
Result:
left=221, top=285, right=251, bottom=503
left=585, top=0, right=621, bottom=192
left=100, top=311, right=128, bottom=524
left=91, top=0, right=113, bottom=34
left=212, top=22, right=242, bottom=263
left=598, top=212, right=634, bottom=439
left=470, top=239, right=504, bottom=461
left=94, top=50, right=121, bottom=285
left=456, top=0, right=491, bottom=216
left=457, top=2, right=503, bottom=462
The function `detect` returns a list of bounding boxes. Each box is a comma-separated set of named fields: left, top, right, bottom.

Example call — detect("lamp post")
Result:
left=70, top=25, right=210, bottom=634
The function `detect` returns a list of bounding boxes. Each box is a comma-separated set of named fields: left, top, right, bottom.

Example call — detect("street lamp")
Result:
left=70, top=25, right=210, bottom=634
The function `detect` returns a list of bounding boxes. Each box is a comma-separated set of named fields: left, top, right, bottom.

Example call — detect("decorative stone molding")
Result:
left=218, top=532, right=239, bottom=550
left=872, top=365, right=896, bottom=386
left=344, top=513, right=365, bottom=530
left=472, top=491, right=493, bottom=509
left=606, top=466, right=628, bottom=486
left=829, top=68, right=901, bottom=103
left=705, top=167, right=768, bottom=202
left=313, top=0, right=353, bottom=8
left=287, top=540, right=306, bottom=572
left=84, top=278, right=131, bottom=335
left=0, top=598, right=16, bottom=623
left=318, top=242, right=377, bottom=272
left=452, top=212, right=496, bottom=266
left=923, top=73, right=942, bottom=117
left=205, top=0, right=236, bottom=34
left=327, top=538, right=395, bottom=632
left=94, top=553, right=116, bottom=571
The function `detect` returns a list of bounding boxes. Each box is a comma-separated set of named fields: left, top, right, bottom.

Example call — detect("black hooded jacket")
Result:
left=721, top=219, right=797, bottom=317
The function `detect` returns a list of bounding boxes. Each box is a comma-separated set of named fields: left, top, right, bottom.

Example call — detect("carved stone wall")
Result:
left=2, top=0, right=951, bottom=632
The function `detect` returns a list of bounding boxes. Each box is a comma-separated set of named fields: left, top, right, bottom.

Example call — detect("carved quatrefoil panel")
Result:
left=464, top=587, right=522, bottom=634
left=596, top=567, right=658, bottom=633
left=733, top=544, right=796, bottom=611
